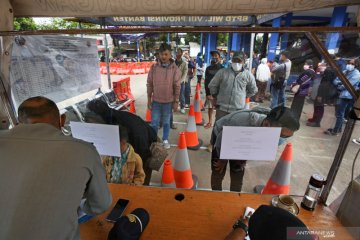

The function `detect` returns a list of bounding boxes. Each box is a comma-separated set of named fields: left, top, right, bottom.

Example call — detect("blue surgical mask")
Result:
left=278, top=137, right=287, bottom=146
left=346, top=64, right=355, bottom=72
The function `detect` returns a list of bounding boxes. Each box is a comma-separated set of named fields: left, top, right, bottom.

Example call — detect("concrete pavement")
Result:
left=100, top=73, right=360, bottom=204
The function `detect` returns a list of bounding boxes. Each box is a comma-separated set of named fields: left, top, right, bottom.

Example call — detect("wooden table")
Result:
left=80, top=184, right=353, bottom=240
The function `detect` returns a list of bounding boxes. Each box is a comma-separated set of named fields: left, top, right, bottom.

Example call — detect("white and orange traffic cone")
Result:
left=185, top=105, right=203, bottom=150
left=245, top=97, right=250, bottom=110
left=194, top=90, right=204, bottom=126
left=145, top=108, right=152, bottom=123
left=173, top=132, right=197, bottom=189
left=129, top=101, right=136, bottom=114
left=261, top=143, right=292, bottom=194
left=161, top=159, right=175, bottom=188
left=196, top=83, right=204, bottom=111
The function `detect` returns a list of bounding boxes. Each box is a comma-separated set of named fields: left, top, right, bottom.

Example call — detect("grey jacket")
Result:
left=208, top=68, right=257, bottom=113
left=271, top=59, right=292, bottom=82
left=212, top=111, right=267, bottom=153
left=0, top=123, right=112, bottom=240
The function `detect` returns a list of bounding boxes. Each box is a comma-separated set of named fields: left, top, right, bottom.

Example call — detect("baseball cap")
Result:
left=267, top=106, right=300, bottom=132
left=108, top=208, right=150, bottom=240
left=232, top=51, right=246, bottom=61
left=248, top=205, right=313, bottom=240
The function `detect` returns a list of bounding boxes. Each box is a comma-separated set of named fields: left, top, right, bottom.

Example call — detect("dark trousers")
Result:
left=255, top=81, right=267, bottom=101
left=143, top=165, right=152, bottom=186
left=290, top=95, right=306, bottom=120
left=210, top=132, right=247, bottom=192
left=311, top=104, right=325, bottom=124
left=197, top=75, right=202, bottom=85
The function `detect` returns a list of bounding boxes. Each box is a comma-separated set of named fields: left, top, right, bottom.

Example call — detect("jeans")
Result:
left=150, top=101, right=172, bottom=141
left=270, top=82, right=286, bottom=109
left=333, top=98, right=354, bottom=133
left=180, top=81, right=191, bottom=109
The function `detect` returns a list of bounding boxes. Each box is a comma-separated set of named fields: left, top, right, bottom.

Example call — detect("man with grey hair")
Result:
left=0, top=96, right=111, bottom=240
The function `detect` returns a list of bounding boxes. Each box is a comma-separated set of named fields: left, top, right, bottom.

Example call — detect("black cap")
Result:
left=305, top=59, right=314, bottom=67
left=210, top=50, right=221, bottom=57
left=248, top=205, right=312, bottom=240
left=267, top=106, right=300, bottom=132
left=309, top=174, right=326, bottom=188
left=108, top=208, right=150, bottom=240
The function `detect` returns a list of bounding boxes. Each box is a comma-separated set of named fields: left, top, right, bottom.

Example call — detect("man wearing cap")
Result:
left=210, top=106, right=300, bottom=192
left=225, top=205, right=313, bottom=240
left=270, top=51, right=292, bottom=109
left=204, top=50, right=224, bottom=129
left=208, top=51, right=258, bottom=122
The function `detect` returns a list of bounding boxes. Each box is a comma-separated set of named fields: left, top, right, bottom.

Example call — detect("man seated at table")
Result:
left=102, top=126, right=145, bottom=185
left=225, top=205, right=314, bottom=240
left=211, top=106, right=300, bottom=192
left=0, top=96, right=111, bottom=240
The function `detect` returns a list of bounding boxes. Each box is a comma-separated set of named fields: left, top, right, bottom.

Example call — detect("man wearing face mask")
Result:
left=270, top=51, right=292, bottom=109
left=204, top=50, right=224, bottom=129
left=147, top=43, right=181, bottom=149
left=208, top=51, right=258, bottom=122
left=325, top=58, right=360, bottom=136
left=210, top=106, right=300, bottom=192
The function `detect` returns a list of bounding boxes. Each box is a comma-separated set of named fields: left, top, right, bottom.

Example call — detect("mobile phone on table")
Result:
left=106, top=199, right=130, bottom=223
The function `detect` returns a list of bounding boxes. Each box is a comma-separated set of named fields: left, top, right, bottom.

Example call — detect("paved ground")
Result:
left=61, top=73, right=360, bottom=204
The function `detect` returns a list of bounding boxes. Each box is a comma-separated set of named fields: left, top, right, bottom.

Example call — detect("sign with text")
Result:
left=220, top=126, right=281, bottom=161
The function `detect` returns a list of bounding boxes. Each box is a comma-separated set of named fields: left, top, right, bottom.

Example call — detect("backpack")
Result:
left=272, top=63, right=287, bottom=89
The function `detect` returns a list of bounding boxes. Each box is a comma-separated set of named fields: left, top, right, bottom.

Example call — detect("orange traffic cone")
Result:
left=193, top=90, right=204, bottom=125
left=129, top=101, right=136, bottom=114
left=261, top=143, right=292, bottom=194
left=161, top=159, right=175, bottom=188
left=145, top=108, right=152, bottom=123
left=245, top=98, right=250, bottom=110
left=173, top=132, right=194, bottom=189
left=185, top=105, right=203, bottom=150
left=196, top=83, right=204, bottom=111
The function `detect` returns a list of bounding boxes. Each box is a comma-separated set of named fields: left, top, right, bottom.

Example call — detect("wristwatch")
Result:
left=232, top=219, right=248, bottom=233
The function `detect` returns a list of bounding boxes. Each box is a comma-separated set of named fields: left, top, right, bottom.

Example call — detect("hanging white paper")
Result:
left=220, top=126, right=281, bottom=161
left=70, top=122, right=120, bottom=157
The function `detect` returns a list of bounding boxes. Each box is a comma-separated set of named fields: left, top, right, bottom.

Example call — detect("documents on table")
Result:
left=220, top=127, right=281, bottom=161
left=70, top=121, right=120, bottom=157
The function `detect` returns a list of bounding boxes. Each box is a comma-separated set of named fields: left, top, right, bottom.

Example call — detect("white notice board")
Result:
left=70, top=122, right=120, bottom=157
left=220, top=127, right=281, bottom=161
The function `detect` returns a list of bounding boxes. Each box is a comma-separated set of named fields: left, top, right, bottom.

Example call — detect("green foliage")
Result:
left=13, top=18, right=37, bottom=31
left=184, top=33, right=200, bottom=44
left=37, top=18, right=97, bottom=30
left=217, top=33, right=229, bottom=46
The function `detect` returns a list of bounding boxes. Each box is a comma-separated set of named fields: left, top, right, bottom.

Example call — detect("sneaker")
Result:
left=163, top=140, right=171, bottom=149
left=352, top=138, right=360, bottom=145
left=324, top=128, right=339, bottom=136
left=306, top=122, right=320, bottom=127
left=180, top=108, right=186, bottom=114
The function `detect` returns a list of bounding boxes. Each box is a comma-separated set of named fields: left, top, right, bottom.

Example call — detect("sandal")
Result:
left=204, top=122, right=213, bottom=129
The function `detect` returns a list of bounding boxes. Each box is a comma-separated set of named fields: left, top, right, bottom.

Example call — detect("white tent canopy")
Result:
left=10, top=0, right=360, bottom=17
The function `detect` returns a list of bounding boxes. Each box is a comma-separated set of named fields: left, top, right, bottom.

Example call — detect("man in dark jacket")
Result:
left=307, top=64, right=337, bottom=127
left=204, top=50, right=224, bottom=129
left=290, top=59, right=316, bottom=120
left=87, top=98, right=157, bottom=185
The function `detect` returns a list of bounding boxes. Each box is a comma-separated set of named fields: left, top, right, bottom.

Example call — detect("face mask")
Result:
left=303, top=65, right=310, bottom=70
left=211, top=58, right=218, bottom=65
left=278, top=137, right=287, bottom=146
left=232, top=63, right=242, bottom=72
left=346, top=64, right=355, bottom=71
